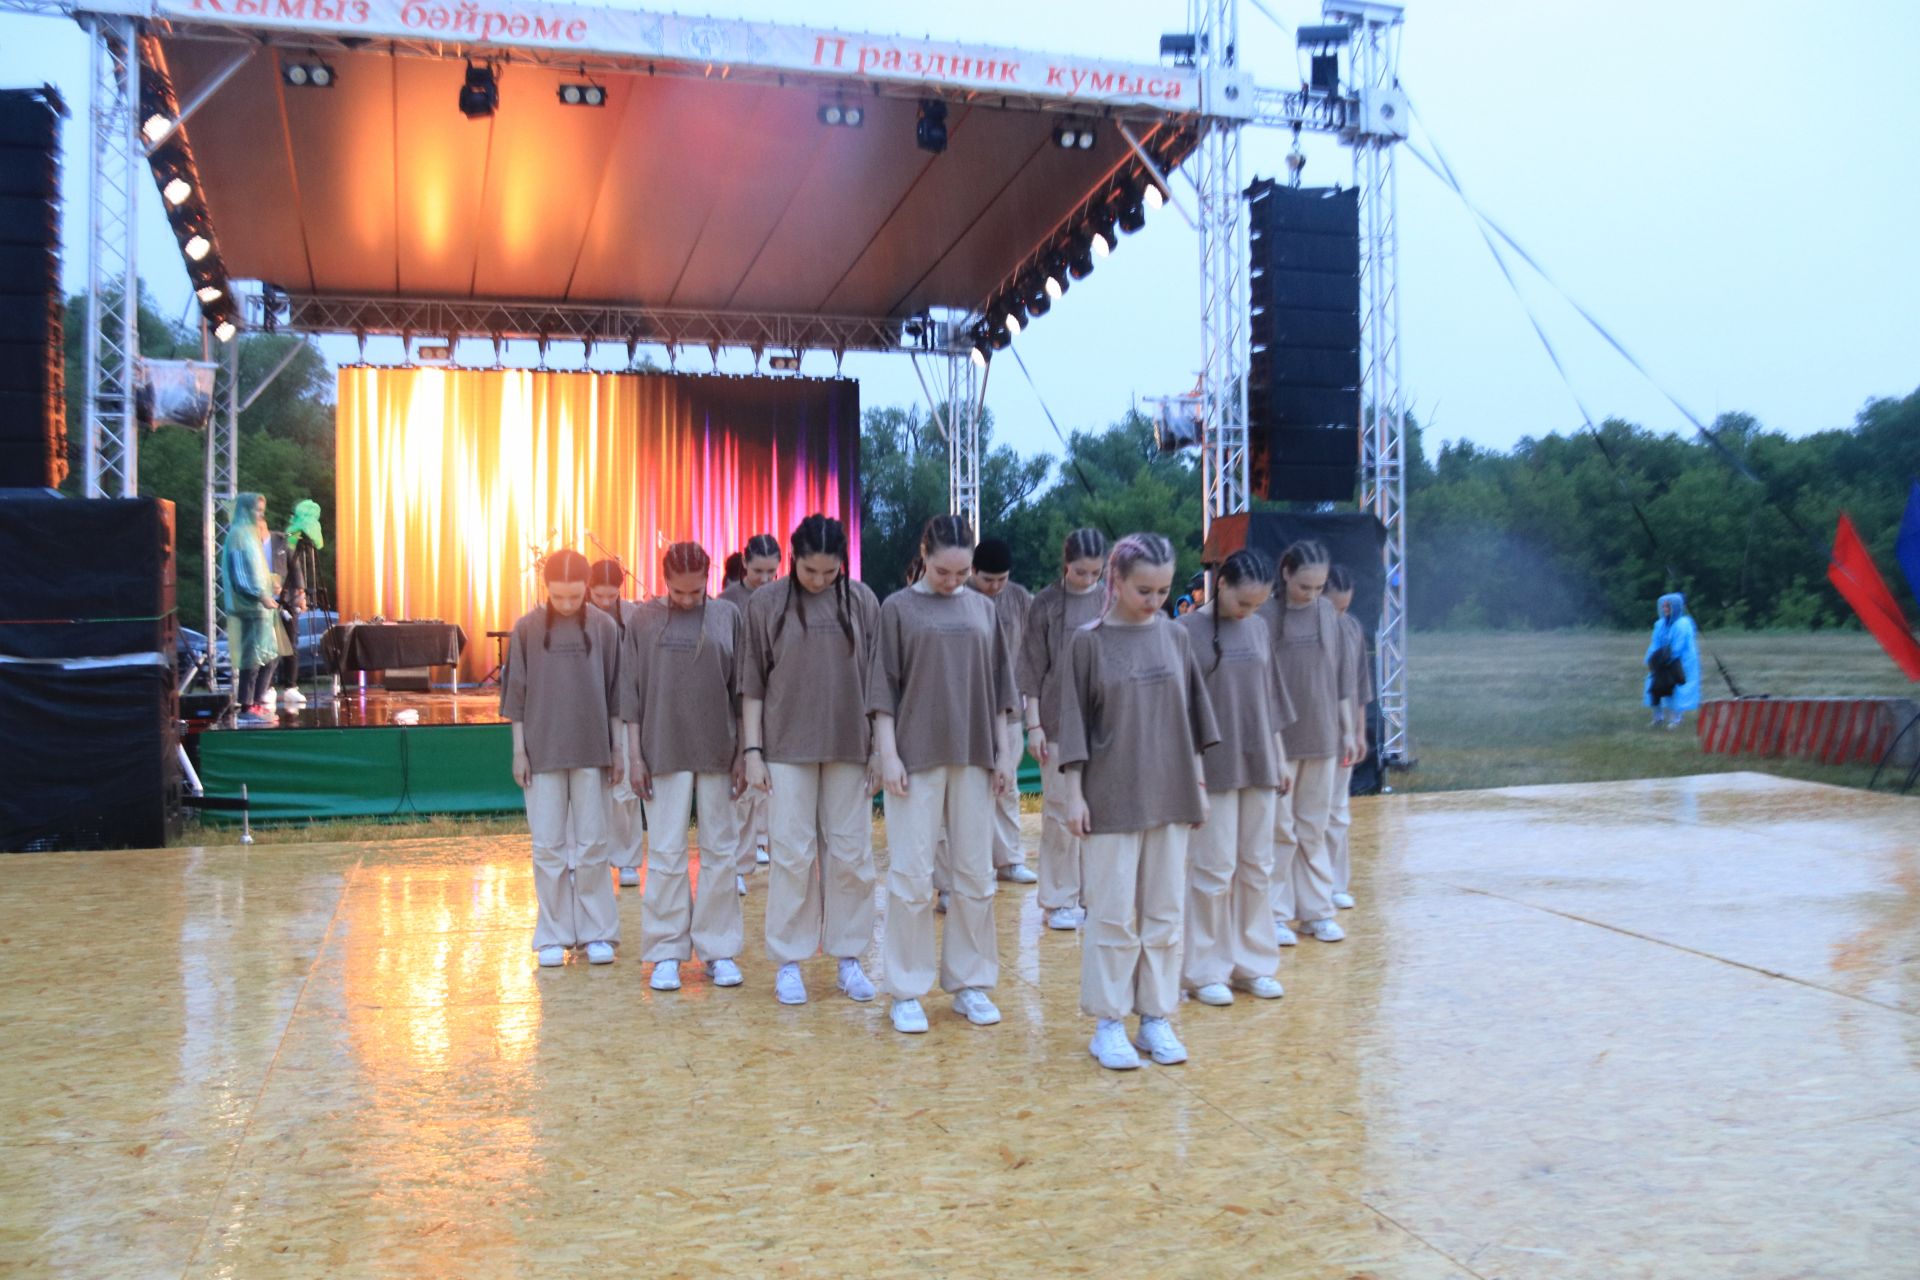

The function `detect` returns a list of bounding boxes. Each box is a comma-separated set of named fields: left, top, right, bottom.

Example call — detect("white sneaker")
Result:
left=260, top=687, right=277, bottom=710
left=280, top=687, right=306, bottom=707
left=755, top=845, right=770, bottom=865
left=650, top=958, right=682, bottom=990
left=890, top=998, right=930, bottom=1034
left=1332, top=891, right=1356, bottom=910
left=1231, top=974, right=1285, bottom=999
left=736, top=874, right=748, bottom=896
left=1303, top=917, right=1346, bottom=943
left=1089, top=1018, right=1142, bottom=1070
left=617, top=866, right=639, bottom=888
left=775, top=962, right=807, bottom=1005
left=710, top=958, right=743, bottom=987
left=836, top=957, right=876, bottom=1002
left=1046, top=907, right=1082, bottom=931
left=1132, top=1016, right=1189, bottom=1065
left=998, top=863, right=1039, bottom=884
left=952, top=988, right=1001, bottom=1026
left=1190, top=983, right=1234, bottom=1007
left=935, top=891, right=949, bottom=915
left=1274, top=920, right=1299, bottom=946
left=536, top=945, right=566, bottom=968
left=585, top=941, right=615, bottom=965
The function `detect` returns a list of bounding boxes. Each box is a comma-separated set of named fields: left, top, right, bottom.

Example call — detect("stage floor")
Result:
left=3, top=773, right=1915, bottom=1277
left=195, top=685, right=509, bottom=731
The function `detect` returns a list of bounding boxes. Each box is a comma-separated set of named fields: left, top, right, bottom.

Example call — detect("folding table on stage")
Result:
left=320, top=622, right=467, bottom=693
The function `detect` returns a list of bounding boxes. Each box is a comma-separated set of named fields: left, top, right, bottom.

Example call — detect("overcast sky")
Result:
left=3, top=0, right=1915, bottom=464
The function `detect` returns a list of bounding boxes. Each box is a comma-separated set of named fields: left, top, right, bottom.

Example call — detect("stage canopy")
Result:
left=136, top=1, right=1208, bottom=351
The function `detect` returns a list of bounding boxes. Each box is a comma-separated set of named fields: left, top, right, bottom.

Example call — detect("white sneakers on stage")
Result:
left=617, top=866, right=639, bottom=888
left=755, top=845, right=770, bottom=865
left=1090, top=1019, right=1141, bottom=1070
left=537, top=945, right=566, bottom=968
left=1302, top=917, right=1345, bottom=943
left=710, top=958, right=743, bottom=987
left=650, top=959, right=681, bottom=991
left=1331, top=891, right=1356, bottom=910
left=735, top=874, right=748, bottom=896
left=1231, top=974, right=1285, bottom=1000
left=585, top=941, right=615, bottom=965
left=836, top=957, right=876, bottom=1002
left=1046, top=906, right=1085, bottom=931
left=775, top=962, right=807, bottom=1005
left=997, top=863, right=1039, bottom=884
left=1274, top=920, right=1299, bottom=946
left=279, top=687, right=307, bottom=708
left=889, top=998, right=929, bottom=1034
left=952, top=988, right=1000, bottom=1026
left=1191, top=983, right=1234, bottom=1007
left=1131, top=1017, right=1188, bottom=1065
left=935, top=891, right=949, bottom=915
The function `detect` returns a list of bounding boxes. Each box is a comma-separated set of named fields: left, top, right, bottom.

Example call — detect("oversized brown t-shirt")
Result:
left=500, top=603, right=621, bottom=773
left=621, top=595, right=742, bottom=776
left=1054, top=617, right=1221, bottom=834
left=741, top=575, right=881, bottom=766
left=1339, top=611, right=1373, bottom=706
left=867, top=583, right=1017, bottom=773
left=986, top=579, right=1033, bottom=677
left=1178, top=606, right=1297, bottom=791
left=1260, top=596, right=1353, bottom=760
left=720, top=581, right=754, bottom=615
left=1017, top=579, right=1105, bottom=736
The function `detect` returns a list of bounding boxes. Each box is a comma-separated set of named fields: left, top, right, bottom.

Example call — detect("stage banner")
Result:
left=336, top=368, right=859, bottom=683
left=153, top=1, right=1198, bottom=110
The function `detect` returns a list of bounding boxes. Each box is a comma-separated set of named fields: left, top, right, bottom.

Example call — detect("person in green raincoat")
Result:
left=220, top=492, right=278, bottom=720
left=272, top=499, right=326, bottom=707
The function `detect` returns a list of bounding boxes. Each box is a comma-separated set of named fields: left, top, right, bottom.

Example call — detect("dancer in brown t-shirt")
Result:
left=1324, top=565, right=1372, bottom=911
left=722, top=534, right=783, bottom=890
left=589, top=558, right=647, bottom=889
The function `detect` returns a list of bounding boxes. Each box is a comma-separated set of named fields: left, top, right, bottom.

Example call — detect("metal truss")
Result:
left=81, top=10, right=140, bottom=497
left=198, top=330, right=240, bottom=690
left=246, top=292, right=945, bottom=360
left=1193, top=0, right=1249, bottom=534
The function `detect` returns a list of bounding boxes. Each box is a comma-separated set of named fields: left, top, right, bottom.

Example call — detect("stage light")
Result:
left=1160, top=33, right=1198, bottom=65
left=843, top=104, right=864, bottom=126
left=818, top=99, right=863, bottom=127
left=1021, top=274, right=1050, bottom=318
left=1067, top=234, right=1095, bottom=280
left=987, top=317, right=1012, bottom=351
left=558, top=83, right=606, bottom=107
left=283, top=61, right=335, bottom=88
left=141, top=113, right=171, bottom=144
left=183, top=233, right=211, bottom=261
left=196, top=284, right=222, bottom=304
left=1053, top=122, right=1097, bottom=150
left=970, top=334, right=989, bottom=369
left=1117, top=186, right=1147, bottom=233
left=214, top=318, right=237, bottom=343
left=999, top=296, right=1026, bottom=336
left=162, top=176, right=191, bottom=206
left=416, top=342, right=452, bottom=362
left=1044, top=253, right=1070, bottom=299
left=915, top=99, right=948, bottom=153
left=768, top=353, right=801, bottom=372
left=460, top=63, right=498, bottom=119
left=1145, top=180, right=1166, bottom=211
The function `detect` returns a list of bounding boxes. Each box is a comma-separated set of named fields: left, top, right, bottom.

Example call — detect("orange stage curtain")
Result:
left=336, top=367, right=861, bottom=683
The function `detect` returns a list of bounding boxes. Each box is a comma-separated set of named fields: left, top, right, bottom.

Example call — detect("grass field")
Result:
left=204, top=629, right=1917, bottom=846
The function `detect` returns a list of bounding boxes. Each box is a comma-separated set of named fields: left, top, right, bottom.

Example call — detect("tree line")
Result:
left=65, top=293, right=1916, bottom=635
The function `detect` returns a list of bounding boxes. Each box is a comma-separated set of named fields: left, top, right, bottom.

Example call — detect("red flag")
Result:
left=1828, top=513, right=1920, bottom=681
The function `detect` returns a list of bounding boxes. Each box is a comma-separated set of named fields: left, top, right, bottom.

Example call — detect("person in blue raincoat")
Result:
left=220, top=491, right=279, bottom=723
left=1643, top=592, right=1700, bottom=729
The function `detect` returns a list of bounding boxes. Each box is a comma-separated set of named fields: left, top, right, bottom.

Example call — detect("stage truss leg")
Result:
left=82, top=12, right=140, bottom=498
left=202, top=331, right=239, bottom=692
left=1350, top=8, right=1411, bottom=766
left=947, top=350, right=984, bottom=535
left=1195, top=0, right=1250, bottom=532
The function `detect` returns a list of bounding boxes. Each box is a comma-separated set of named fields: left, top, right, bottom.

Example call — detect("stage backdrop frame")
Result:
left=336, top=367, right=860, bottom=682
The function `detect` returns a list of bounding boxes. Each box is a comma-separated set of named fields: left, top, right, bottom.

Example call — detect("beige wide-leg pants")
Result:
left=1183, top=787, right=1280, bottom=988
left=733, top=787, right=768, bottom=876
left=641, top=771, right=744, bottom=962
left=1082, top=824, right=1188, bottom=1020
left=1272, top=756, right=1338, bottom=925
left=606, top=734, right=646, bottom=872
left=526, top=767, right=620, bottom=950
left=881, top=765, right=999, bottom=999
left=1037, top=758, right=1083, bottom=911
left=1327, top=762, right=1355, bottom=895
left=764, top=761, right=877, bottom=964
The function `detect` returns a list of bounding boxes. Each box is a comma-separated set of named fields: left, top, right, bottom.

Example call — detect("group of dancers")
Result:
left=500, top=514, right=1371, bottom=1071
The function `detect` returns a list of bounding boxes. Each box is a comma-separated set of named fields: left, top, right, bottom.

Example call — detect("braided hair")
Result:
left=775, top=514, right=856, bottom=654
left=722, top=552, right=746, bottom=588
left=1062, top=526, right=1109, bottom=575
left=543, top=549, right=593, bottom=653
left=1093, top=532, right=1175, bottom=629
left=1326, top=564, right=1353, bottom=594
left=744, top=533, right=781, bottom=562
left=587, top=556, right=628, bottom=635
left=1208, top=548, right=1276, bottom=673
left=1278, top=539, right=1330, bottom=581
left=662, top=540, right=713, bottom=658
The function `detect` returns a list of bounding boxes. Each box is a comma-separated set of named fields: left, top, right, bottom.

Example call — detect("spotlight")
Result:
left=214, top=318, right=237, bottom=343
left=1053, top=122, right=1097, bottom=150
left=1089, top=207, right=1118, bottom=257
left=1117, top=186, right=1147, bottom=233
left=1067, top=234, right=1095, bottom=280
left=459, top=62, right=498, bottom=119
left=768, top=353, right=802, bottom=372
left=282, top=60, right=335, bottom=88
left=969, top=324, right=990, bottom=368
left=1144, top=180, right=1166, bottom=211
left=1044, top=253, right=1070, bottom=299
left=558, top=83, right=606, bottom=107
left=987, top=318, right=1012, bottom=351
left=416, top=342, right=452, bottom=362
left=183, top=233, right=211, bottom=262
left=196, top=284, right=222, bottom=304
left=817, top=99, right=863, bottom=127
left=162, top=176, right=191, bottom=206
left=1022, top=275, right=1051, bottom=318
left=999, top=295, right=1026, bottom=336
left=915, top=99, right=948, bottom=153
left=141, top=113, right=171, bottom=144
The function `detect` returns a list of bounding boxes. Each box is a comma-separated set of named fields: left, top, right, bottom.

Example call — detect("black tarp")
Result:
left=0, top=660, right=178, bottom=850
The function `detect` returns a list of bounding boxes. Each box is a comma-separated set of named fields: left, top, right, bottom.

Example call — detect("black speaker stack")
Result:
left=1247, top=180, right=1361, bottom=503
left=0, top=494, right=182, bottom=851
left=0, top=86, right=68, bottom=491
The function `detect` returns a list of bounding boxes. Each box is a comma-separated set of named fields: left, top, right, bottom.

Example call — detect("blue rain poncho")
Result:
left=1643, top=591, right=1701, bottom=712
left=220, top=493, right=278, bottom=670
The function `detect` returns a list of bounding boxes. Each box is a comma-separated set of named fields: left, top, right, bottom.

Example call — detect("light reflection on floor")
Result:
left=1, top=772, right=1915, bottom=1277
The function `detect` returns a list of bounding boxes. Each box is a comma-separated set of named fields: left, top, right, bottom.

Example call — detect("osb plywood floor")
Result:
left=2, top=773, right=1917, bottom=1279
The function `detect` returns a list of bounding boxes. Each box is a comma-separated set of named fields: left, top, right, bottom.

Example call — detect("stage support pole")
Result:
left=81, top=11, right=140, bottom=498
left=1194, top=0, right=1251, bottom=535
